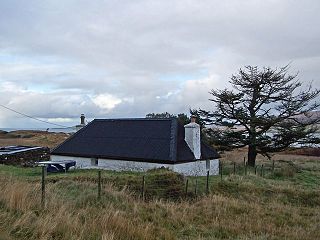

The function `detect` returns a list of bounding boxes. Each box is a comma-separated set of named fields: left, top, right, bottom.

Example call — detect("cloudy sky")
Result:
left=0, top=0, right=320, bottom=128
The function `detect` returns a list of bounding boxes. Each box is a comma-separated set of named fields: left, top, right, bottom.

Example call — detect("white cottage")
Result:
left=51, top=116, right=220, bottom=176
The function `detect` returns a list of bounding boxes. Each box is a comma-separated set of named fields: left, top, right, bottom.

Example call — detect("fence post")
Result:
left=233, top=162, right=236, bottom=175
left=185, top=179, right=189, bottom=198
left=261, top=164, right=264, bottom=177
left=220, top=161, right=223, bottom=181
left=245, top=162, right=247, bottom=176
left=98, top=170, right=101, bottom=200
left=272, top=160, right=275, bottom=174
left=141, top=175, right=145, bottom=201
left=195, top=178, right=198, bottom=196
left=41, top=165, right=46, bottom=208
left=206, top=171, right=209, bottom=195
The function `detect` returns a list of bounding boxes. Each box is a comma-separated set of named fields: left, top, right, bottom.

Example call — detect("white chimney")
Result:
left=184, top=115, right=201, bottom=159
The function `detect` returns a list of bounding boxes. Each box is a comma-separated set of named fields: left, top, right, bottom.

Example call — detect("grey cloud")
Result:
left=0, top=0, right=320, bottom=127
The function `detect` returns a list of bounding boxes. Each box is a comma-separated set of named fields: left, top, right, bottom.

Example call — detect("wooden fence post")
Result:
left=185, top=179, right=189, bottom=198
left=206, top=171, right=209, bottom=195
left=261, top=164, right=264, bottom=177
left=98, top=170, right=101, bottom=200
left=233, top=162, right=236, bottom=175
left=195, top=178, right=198, bottom=196
left=141, top=175, right=145, bottom=201
left=41, top=165, right=46, bottom=208
left=245, top=162, right=247, bottom=176
left=272, top=160, right=275, bottom=174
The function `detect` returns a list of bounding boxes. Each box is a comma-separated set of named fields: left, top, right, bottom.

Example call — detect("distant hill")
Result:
left=291, top=111, right=320, bottom=124
left=0, top=130, right=70, bottom=149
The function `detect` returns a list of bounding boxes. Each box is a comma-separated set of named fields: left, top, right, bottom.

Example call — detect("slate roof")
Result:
left=51, top=118, right=220, bottom=164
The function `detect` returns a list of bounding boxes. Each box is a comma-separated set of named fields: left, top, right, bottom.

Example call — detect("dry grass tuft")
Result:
left=0, top=158, right=319, bottom=240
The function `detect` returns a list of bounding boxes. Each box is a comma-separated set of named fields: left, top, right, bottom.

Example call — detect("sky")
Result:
left=0, top=0, right=320, bottom=128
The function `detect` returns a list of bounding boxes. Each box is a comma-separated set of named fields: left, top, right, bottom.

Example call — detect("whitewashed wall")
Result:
left=173, top=160, right=219, bottom=176
left=51, top=155, right=219, bottom=176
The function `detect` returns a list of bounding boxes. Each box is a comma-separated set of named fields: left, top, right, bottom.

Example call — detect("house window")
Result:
left=91, top=158, right=98, bottom=166
left=206, top=160, right=210, bottom=170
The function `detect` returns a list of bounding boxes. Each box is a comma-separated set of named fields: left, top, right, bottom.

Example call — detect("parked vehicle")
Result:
left=37, top=160, right=76, bottom=173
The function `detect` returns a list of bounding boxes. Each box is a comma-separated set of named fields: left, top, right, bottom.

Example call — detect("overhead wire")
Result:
left=0, top=103, right=70, bottom=128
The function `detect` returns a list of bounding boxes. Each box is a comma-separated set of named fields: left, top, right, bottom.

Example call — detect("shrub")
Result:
left=145, top=168, right=185, bottom=200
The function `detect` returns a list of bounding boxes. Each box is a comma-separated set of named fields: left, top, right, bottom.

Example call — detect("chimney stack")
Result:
left=80, top=114, right=85, bottom=125
left=184, top=115, right=201, bottom=159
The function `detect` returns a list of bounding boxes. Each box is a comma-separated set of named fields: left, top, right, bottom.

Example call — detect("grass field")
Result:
left=0, top=153, right=319, bottom=240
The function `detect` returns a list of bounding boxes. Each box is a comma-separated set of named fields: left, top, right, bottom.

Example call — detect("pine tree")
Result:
left=197, top=66, right=320, bottom=166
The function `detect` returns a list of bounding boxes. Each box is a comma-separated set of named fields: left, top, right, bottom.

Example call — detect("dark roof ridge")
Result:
left=93, top=118, right=176, bottom=121
left=169, top=118, right=178, bottom=161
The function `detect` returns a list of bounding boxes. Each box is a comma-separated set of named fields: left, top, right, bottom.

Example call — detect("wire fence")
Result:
left=220, top=159, right=277, bottom=177
left=39, top=159, right=283, bottom=205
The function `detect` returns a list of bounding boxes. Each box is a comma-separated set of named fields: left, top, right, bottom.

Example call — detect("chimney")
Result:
left=184, top=115, right=201, bottom=159
left=80, top=114, right=85, bottom=125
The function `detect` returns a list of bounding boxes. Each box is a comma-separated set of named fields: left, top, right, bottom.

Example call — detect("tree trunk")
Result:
left=248, top=144, right=257, bottom=167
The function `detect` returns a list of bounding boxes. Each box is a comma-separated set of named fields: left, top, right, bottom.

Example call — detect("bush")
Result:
left=145, top=168, right=185, bottom=200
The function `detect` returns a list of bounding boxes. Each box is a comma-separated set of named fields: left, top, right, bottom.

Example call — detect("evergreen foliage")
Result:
left=196, top=66, right=320, bottom=166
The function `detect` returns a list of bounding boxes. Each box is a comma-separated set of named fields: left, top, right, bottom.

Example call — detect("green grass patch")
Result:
left=0, top=164, right=41, bottom=178
left=0, top=159, right=320, bottom=239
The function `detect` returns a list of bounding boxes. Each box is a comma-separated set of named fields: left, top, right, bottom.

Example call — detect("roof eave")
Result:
left=50, top=152, right=217, bottom=164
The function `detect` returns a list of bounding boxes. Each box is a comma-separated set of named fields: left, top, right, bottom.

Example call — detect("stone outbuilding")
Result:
left=0, top=146, right=50, bottom=167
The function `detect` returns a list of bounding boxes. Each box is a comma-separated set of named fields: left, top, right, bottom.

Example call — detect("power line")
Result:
left=0, top=104, right=69, bottom=128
